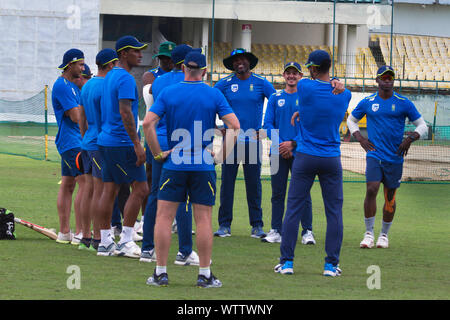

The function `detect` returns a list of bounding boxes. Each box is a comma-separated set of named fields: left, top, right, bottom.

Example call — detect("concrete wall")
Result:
left=373, top=3, right=450, bottom=37
left=0, top=0, right=100, bottom=100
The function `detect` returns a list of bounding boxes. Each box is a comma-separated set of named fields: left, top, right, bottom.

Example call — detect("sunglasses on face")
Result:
left=379, top=74, right=394, bottom=81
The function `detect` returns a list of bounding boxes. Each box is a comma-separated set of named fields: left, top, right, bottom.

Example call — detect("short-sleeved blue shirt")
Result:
left=151, top=69, right=185, bottom=151
left=149, top=66, right=169, bottom=79
left=97, top=67, right=140, bottom=147
left=214, top=73, right=275, bottom=142
left=351, top=92, right=421, bottom=163
left=80, top=76, right=104, bottom=151
left=296, top=79, right=351, bottom=157
left=263, top=90, right=300, bottom=149
left=51, top=77, right=82, bottom=154
left=150, top=80, right=234, bottom=171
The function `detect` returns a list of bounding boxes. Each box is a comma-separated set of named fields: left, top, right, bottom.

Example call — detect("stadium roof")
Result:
left=100, top=0, right=393, bottom=25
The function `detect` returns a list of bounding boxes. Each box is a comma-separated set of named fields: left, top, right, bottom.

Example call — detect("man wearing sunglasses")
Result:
left=214, top=48, right=276, bottom=239
left=347, top=66, right=428, bottom=249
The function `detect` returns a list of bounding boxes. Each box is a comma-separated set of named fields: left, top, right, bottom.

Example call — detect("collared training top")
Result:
left=352, top=91, right=421, bottom=164
left=150, top=80, right=234, bottom=171
left=80, top=76, right=104, bottom=151
left=214, top=73, right=276, bottom=142
left=97, top=67, right=139, bottom=147
left=51, top=77, right=82, bottom=154
left=296, top=78, right=351, bottom=157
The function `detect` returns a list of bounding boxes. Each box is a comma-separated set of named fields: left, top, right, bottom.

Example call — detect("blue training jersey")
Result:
left=151, top=69, right=185, bottom=151
left=215, top=73, right=275, bottom=142
left=263, top=90, right=300, bottom=153
left=150, top=66, right=169, bottom=79
left=150, top=80, right=234, bottom=171
left=51, top=77, right=82, bottom=154
left=351, top=92, right=421, bottom=164
left=97, top=67, right=140, bottom=147
left=80, top=76, right=104, bottom=151
left=296, top=78, right=351, bottom=157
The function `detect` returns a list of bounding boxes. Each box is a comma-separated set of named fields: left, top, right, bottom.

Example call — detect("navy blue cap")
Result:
left=283, top=61, right=302, bottom=73
left=96, top=48, right=118, bottom=66
left=58, top=48, right=84, bottom=69
left=305, top=50, right=331, bottom=68
left=184, top=51, right=207, bottom=69
left=115, top=35, right=148, bottom=53
left=377, top=65, right=395, bottom=77
left=81, top=64, right=92, bottom=77
left=171, top=44, right=202, bottom=65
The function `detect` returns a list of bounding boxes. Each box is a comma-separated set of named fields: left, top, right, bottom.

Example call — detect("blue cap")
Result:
left=283, top=61, right=302, bottom=73
left=184, top=51, right=207, bottom=69
left=58, top=48, right=84, bottom=70
left=115, top=35, right=148, bottom=53
left=81, top=64, right=92, bottom=77
left=305, top=50, right=331, bottom=68
left=377, top=65, right=395, bottom=77
left=171, top=44, right=202, bottom=65
left=96, top=48, right=119, bottom=66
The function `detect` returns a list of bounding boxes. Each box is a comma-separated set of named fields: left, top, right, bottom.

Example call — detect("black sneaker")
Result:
left=146, top=270, right=169, bottom=287
left=197, top=273, right=222, bottom=288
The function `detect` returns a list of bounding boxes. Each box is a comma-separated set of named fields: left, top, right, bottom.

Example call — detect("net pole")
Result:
left=432, top=101, right=437, bottom=144
left=210, top=0, right=215, bottom=87
left=44, top=85, right=48, bottom=161
left=332, top=0, right=336, bottom=78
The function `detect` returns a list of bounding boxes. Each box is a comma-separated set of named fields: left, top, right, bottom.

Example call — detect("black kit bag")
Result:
left=0, top=207, right=16, bottom=240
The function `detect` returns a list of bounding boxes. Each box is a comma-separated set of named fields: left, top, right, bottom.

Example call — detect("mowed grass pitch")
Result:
left=0, top=154, right=449, bottom=300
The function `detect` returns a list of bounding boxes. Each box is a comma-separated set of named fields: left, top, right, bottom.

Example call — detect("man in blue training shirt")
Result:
left=52, top=48, right=86, bottom=245
left=275, top=50, right=351, bottom=277
left=347, top=66, right=428, bottom=249
left=78, top=48, right=119, bottom=251
left=262, top=62, right=315, bottom=245
left=214, top=48, right=276, bottom=239
left=140, top=44, right=200, bottom=266
left=143, top=51, right=240, bottom=287
left=141, top=41, right=176, bottom=217
left=96, top=35, right=149, bottom=258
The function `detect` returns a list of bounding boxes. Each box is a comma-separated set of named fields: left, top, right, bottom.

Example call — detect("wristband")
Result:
left=154, top=152, right=163, bottom=161
left=407, top=134, right=417, bottom=142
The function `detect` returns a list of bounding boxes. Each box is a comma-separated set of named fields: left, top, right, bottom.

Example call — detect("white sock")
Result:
left=156, top=266, right=167, bottom=276
left=100, top=229, right=113, bottom=247
left=364, top=217, right=375, bottom=234
left=381, top=221, right=392, bottom=236
left=119, top=226, right=134, bottom=244
left=199, top=267, right=211, bottom=278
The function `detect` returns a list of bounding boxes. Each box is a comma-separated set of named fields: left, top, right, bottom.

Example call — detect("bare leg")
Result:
left=382, top=186, right=397, bottom=223
left=364, top=181, right=381, bottom=218
left=154, top=200, right=180, bottom=267
left=91, top=177, right=104, bottom=240
left=79, top=174, right=93, bottom=239
left=192, top=203, right=213, bottom=268
left=57, top=176, right=76, bottom=234
left=122, top=181, right=149, bottom=228
left=73, top=174, right=85, bottom=235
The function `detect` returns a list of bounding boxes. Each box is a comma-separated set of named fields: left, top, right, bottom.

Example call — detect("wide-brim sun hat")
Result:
left=223, top=48, right=258, bottom=71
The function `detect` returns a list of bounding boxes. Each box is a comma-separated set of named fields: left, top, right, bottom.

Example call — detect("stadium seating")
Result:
left=210, top=33, right=450, bottom=89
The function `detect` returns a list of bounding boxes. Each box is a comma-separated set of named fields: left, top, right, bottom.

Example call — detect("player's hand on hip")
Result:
left=134, top=143, right=146, bottom=166
left=331, top=79, right=345, bottom=95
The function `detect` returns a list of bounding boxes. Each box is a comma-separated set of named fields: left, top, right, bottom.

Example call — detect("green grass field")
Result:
left=0, top=154, right=449, bottom=300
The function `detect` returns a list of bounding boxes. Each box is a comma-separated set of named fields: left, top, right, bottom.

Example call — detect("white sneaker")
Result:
left=115, top=241, right=141, bottom=258
left=140, top=249, right=157, bottom=263
left=261, top=229, right=281, bottom=243
left=56, top=231, right=73, bottom=244
left=71, top=232, right=83, bottom=245
left=301, top=230, right=316, bottom=245
left=134, top=219, right=143, bottom=234
left=132, top=230, right=143, bottom=242
left=97, top=242, right=117, bottom=256
left=376, top=233, right=389, bottom=248
left=360, top=231, right=374, bottom=248
left=174, top=250, right=200, bottom=266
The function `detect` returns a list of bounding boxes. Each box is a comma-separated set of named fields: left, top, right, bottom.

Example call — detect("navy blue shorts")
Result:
left=98, top=146, right=146, bottom=184
left=61, top=148, right=82, bottom=177
left=81, top=150, right=102, bottom=178
left=158, top=169, right=216, bottom=206
left=366, top=156, right=403, bottom=189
